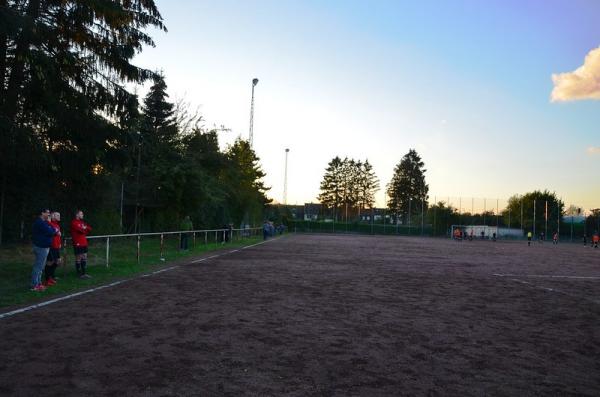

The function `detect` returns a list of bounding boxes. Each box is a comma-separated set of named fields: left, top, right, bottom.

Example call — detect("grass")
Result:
left=0, top=232, right=264, bottom=309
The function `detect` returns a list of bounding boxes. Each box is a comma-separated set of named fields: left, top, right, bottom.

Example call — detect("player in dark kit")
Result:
left=71, top=210, right=93, bottom=279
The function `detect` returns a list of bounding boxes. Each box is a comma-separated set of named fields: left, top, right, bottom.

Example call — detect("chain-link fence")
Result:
left=289, top=196, right=599, bottom=241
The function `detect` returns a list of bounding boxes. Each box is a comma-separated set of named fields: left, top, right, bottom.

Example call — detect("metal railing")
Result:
left=63, top=227, right=261, bottom=268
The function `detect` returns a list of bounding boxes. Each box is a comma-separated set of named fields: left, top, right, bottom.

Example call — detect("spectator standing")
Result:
left=31, top=209, right=59, bottom=291
left=180, top=215, right=193, bottom=250
left=70, top=210, right=92, bottom=279
left=263, top=220, right=270, bottom=240
left=44, top=211, right=62, bottom=286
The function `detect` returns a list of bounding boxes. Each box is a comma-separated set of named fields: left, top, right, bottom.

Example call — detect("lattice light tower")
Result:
left=249, top=78, right=259, bottom=146
left=283, top=148, right=290, bottom=205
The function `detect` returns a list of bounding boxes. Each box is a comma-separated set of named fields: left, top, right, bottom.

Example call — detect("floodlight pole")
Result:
left=545, top=200, right=548, bottom=239
left=533, top=199, right=536, bottom=237
left=496, top=198, right=499, bottom=227
left=557, top=201, right=560, bottom=237
left=421, top=196, right=424, bottom=235
left=283, top=148, right=289, bottom=205
left=520, top=197, right=523, bottom=232
left=249, top=78, right=259, bottom=146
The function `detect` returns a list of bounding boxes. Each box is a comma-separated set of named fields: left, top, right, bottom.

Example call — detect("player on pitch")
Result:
left=70, top=210, right=93, bottom=279
left=593, top=232, right=599, bottom=249
left=527, top=231, right=532, bottom=246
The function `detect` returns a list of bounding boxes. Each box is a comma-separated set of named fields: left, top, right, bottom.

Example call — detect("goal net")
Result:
left=451, top=225, right=523, bottom=239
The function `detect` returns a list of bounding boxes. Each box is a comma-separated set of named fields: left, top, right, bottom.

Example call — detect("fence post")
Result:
left=136, top=234, right=141, bottom=265
left=193, top=232, right=196, bottom=249
left=62, top=237, right=68, bottom=277
left=204, top=231, right=207, bottom=245
left=214, top=230, right=217, bottom=246
left=105, top=237, right=110, bottom=268
left=160, top=233, right=164, bottom=260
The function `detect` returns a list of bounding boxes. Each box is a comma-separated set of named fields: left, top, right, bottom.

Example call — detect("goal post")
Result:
left=451, top=225, right=523, bottom=239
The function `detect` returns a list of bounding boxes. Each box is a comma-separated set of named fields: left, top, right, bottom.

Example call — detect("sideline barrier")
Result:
left=62, top=227, right=261, bottom=269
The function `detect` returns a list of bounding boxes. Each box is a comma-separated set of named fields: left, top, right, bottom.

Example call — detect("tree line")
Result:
left=318, top=150, right=597, bottom=236
left=317, top=149, right=428, bottom=223
left=0, top=1, right=269, bottom=243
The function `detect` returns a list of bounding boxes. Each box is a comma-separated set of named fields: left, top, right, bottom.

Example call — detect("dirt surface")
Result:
left=1, top=234, right=600, bottom=396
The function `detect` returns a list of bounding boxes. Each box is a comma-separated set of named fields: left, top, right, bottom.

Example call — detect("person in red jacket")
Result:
left=44, top=211, right=62, bottom=286
left=71, top=209, right=92, bottom=279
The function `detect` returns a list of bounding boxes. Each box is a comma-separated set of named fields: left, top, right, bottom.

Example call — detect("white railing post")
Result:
left=136, top=235, right=141, bottom=265
left=160, top=233, right=164, bottom=260
left=106, top=237, right=110, bottom=268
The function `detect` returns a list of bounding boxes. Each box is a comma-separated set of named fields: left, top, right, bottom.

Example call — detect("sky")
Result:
left=132, top=0, right=600, bottom=210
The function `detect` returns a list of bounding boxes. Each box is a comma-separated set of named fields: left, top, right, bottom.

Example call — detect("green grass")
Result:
left=0, top=232, right=264, bottom=309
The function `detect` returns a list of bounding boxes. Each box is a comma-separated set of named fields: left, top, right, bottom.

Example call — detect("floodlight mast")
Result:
left=283, top=148, right=290, bottom=205
left=249, top=78, right=259, bottom=146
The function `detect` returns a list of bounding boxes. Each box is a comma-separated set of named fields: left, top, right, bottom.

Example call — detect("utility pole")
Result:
left=248, top=78, right=259, bottom=146
left=283, top=148, right=289, bottom=205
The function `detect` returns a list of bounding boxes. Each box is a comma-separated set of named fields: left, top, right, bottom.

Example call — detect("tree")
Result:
left=142, top=74, right=178, bottom=146
left=387, top=149, right=429, bottom=224
left=318, top=157, right=380, bottom=221
left=504, top=191, right=564, bottom=234
left=318, top=157, right=345, bottom=220
left=427, top=201, right=458, bottom=236
left=356, top=160, right=379, bottom=214
left=221, top=138, right=271, bottom=226
left=0, top=1, right=165, bottom=242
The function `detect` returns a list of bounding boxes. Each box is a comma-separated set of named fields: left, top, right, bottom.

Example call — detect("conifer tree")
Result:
left=387, top=149, right=429, bottom=224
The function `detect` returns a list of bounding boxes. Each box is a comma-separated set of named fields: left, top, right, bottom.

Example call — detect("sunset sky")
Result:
left=133, top=0, right=600, bottom=210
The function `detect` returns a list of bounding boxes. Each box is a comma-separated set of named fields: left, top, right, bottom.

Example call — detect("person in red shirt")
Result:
left=70, top=209, right=92, bottom=279
left=44, top=211, right=62, bottom=286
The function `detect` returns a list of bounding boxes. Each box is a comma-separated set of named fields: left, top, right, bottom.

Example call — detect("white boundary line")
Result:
left=0, top=237, right=280, bottom=320
left=494, top=273, right=600, bottom=280
left=496, top=275, right=600, bottom=306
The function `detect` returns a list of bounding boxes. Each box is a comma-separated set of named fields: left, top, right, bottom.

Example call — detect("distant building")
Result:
left=562, top=215, right=586, bottom=224
left=304, top=203, right=321, bottom=221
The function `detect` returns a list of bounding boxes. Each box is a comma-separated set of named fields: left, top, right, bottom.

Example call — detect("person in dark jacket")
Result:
left=263, top=220, right=270, bottom=240
left=31, top=209, right=60, bottom=291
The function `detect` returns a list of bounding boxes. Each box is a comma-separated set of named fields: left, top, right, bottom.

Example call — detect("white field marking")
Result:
left=0, top=280, right=126, bottom=320
left=0, top=236, right=283, bottom=320
left=152, top=266, right=178, bottom=275
left=494, top=273, right=600, bottom=280
left=503, top=278, right=600, bottom=306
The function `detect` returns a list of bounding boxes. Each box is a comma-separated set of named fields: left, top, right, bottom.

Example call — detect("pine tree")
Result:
left=142, top=74, right=178, bottom=145
left=222, top=138, right=270, bottom=226
left=387, top=149, right=429, bottom=224
left=318, top=157, right=345, bottom=220
left=0, top=0, right=165, bottom=241
left=357, top=160, right=379, bottom=214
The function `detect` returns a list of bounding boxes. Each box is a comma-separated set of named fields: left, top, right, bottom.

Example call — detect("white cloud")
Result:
left=586, top=146, right=600, bottom=155
left=551, top=46, right=600, bottom=102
